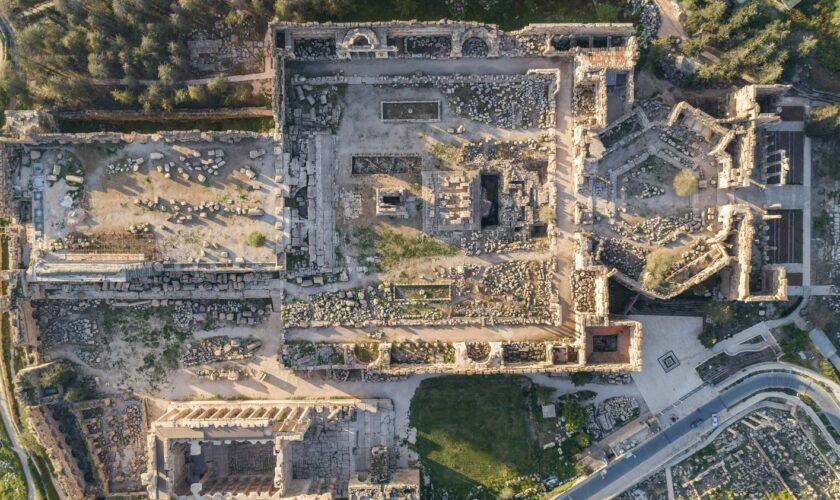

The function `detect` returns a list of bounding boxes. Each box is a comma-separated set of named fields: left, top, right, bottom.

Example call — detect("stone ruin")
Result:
left=142, top=399, right=416, bottom=500
left=572, top=84, right=794, bottom=303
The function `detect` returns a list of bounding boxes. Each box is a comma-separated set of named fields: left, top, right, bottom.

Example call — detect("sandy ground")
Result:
left=29, top=138, right=280, bottom=264
left=284, top=324, right=571, bottom=342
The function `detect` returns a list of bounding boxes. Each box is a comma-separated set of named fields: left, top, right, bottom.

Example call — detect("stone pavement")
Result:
left=629, top=315, right=706, bottom=414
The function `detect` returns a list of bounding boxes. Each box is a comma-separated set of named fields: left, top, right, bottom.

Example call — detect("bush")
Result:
left=38, top=363, right=75, bottom=389
left=673, top=168, right=698, bottom=197
left=705, top=300, right=734, bottom=325
left=570, top=372, right=593, bottom=386
left=806, top=105, right=840, bottom=138
left=642, top=249, right=675, bottom=290
left=246, top=231, right=266, bottom=247
left=563, top=400, right=588, bottom=433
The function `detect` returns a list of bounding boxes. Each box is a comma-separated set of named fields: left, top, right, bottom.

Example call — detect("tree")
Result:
left=642, top=249, right=675, bottom=290
left=187, top=84, right=208, bottom=103
left=157, top=63, right=175, bottom=86
left=207, top=74, right=229, bottom=98
left=64, top=384, right=91, bottom=402
left=570, top=372, right=593, bottom=386
left=563, top=400, right=588, bottom=433
left=573, top=432, right=591, bottom=449
left=139, top=83, right=166, bottom=111
left=673, top=169, right=698, bottom=197
left=111, top=88, right=137, bottom=107
left=246, top=231, right=266, bottom=247
left=39, top=363, right=75, bottom=389
left=705, top=300, right=733, bottom=325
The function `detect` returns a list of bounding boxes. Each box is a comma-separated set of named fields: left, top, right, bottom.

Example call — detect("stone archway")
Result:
left=460, top=27, right=497, bottom=57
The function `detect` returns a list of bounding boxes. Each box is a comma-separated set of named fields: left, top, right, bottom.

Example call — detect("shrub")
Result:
left=39, top=363, right=75, bottom=389
left=562, top=400, right=588, bottom=433
left=705, top=300, right=734, bottom=325
left=642, top=249, right=675, bottom=290
left=806, top=105, right=840, bottom=138
left=673, top=168, right=698, bottom=197
left=246, top=231, right=266, bottom=247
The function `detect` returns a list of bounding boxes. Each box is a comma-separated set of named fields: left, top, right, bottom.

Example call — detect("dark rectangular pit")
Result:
left=381, top=101, right=440, bottom=121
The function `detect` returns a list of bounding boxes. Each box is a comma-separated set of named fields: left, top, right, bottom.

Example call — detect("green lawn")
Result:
left=410, top=375, right=576, bottom=498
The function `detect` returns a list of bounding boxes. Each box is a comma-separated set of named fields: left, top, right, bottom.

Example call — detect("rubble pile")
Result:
left=460, top=228, right=533, bottom=255
left=180, top=335, right=262, bottom=366
left=192, top=365, right=255, bottom=381
left=465, top=342, right=491, bottom=362
left=462, top=37, right=489, bottom=57
left=596, top=396, right=640, bottom=432
left=459, top=138, right=549, bottom=168
left=390, top=341, right=455, bottom=365
left=188, top=20, right=265, bottom=73
left=289, top=83, right=342, bottom=128
left=133, top=196, right=264, bottom=225
left=404, top=35, right=451, bottom=56
left=498, top=35, right=544, bottom=57
left=613, top=212, right=703, bottom=244
left=186, top=300, right=271, bottom=327
left=595, top=237, right=646, bottom=279
left=76, top=399, right=148, bottom=493
left=573, top=85, right=597, bottom=118
left=294, top=38, right=337, bottom=60
left=502, top=342, right=547, bottom=363
left=118, top=271, right=275, bottom=294
left=447, top=260, right=558, bottom=323
left=282, top=285, right=447, bottom=328
left=572, top=270, right=598, bottom=313
left=628, top=0, right=662, bottom=48
left=445, top=77, right=553, bottom=128
left=42, top=318, right=98, bottom=348
left=351, top=155, right=420, bottom=175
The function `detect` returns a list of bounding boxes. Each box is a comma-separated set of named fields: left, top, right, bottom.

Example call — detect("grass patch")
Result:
left=354, top=226, right=458, bottom=270
left=410, top=375, right=581, bottom=499
left=1, top=236, right=9, bottom=271
left=0, top=447, right=26, bottom=500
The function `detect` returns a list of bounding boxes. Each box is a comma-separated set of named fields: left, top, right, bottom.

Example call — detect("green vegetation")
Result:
left=681, top=0, right=795, bottom=86
left=570, top=372, right=594, bottom=386
left=57, top=115, right=276, bottom=133
left=246, top=231, right=267, bottom=248
left=790, top=0, right=840, bottom=73
left=562, top=400, right=588, bottom=433
left=672, top=169, right=698, bottom=197
left=1, top=236, right=9, bottom=271
left=1, top=0, right=275, bottom=109
left=805, top=104, right=840, bottom=138
left=0, top=447, right=26, bottom=500
left=779, top=324, right=811, bottom=366
left=693, top=443, right=717, bottom=467
left=353, top=227, right=458, bottom=270
left=409, top=376, right=582, bottom=499
left=36, top=362, right=92, bottom=403
left=353, top=343, right=380, bottom=364
left=705, top=300, right=734, bottom=326
left=278, top=0, right=633, bottom=31
left=642, top=249, right=675, bottom=290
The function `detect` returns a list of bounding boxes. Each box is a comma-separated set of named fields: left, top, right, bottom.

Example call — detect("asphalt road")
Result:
left=560, top=372, right=840, bottom=500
